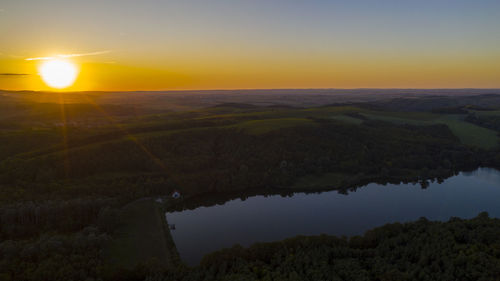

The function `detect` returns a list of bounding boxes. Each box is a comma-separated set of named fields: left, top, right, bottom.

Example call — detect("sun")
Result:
left=39, top=59, right=79, bottom=89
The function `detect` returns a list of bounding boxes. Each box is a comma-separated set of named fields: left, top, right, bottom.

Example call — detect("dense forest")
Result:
left=145, top=213, right=500, bottom=281
left=2, top=209, right=500, bottom=281
left=0, top=112, right=489, bottom=201
left=1, top=90, right=500, bottom=280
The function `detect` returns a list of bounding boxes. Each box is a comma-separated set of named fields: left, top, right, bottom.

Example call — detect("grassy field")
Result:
left=103, top=198, right=178, bottom=269
left=195, top=106, right=362, bottom=121
left=233, top=118, right=317, bottom=135
left=435, top=115, right=499, bottom=150
left=360, top=112, right=435, bottom=125
left=471, top=110, right=500, bottom=117
left=360, top=111, right=499, bottom=149
left=9, top=105, right=499, bottom=164
left=329, top=114, right=364, bottom=125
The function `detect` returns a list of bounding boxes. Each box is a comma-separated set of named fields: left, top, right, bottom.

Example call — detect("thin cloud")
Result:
left=25, top=50, right=111, bottom=61
left=0, top=73, right=30, bottom=76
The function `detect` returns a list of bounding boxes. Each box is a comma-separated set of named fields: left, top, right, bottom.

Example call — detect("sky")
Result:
left=1, top=0, right=500, bottom=91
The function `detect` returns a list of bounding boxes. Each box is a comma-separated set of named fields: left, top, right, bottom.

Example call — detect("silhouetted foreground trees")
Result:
left=0, top=199, right=120, bottom=280
left=0, top=227, right=109, bottom=281
left=144, top=213, right=500, bottom=281
left=1, top=212, right=500, bottom=280
left=0, top=198, right=117, bottom=240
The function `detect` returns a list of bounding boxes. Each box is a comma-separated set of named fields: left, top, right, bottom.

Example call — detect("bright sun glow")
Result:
left=39, top=59, right=79, bottom=89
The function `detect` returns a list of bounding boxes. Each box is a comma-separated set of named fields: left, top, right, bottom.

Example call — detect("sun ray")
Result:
left=57, top=93, right=70, bottom=178
left=80, top=94, right=177, bottom=185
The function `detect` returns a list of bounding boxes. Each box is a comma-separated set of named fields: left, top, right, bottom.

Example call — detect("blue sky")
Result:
left=1, top=0, right=499, bottom=90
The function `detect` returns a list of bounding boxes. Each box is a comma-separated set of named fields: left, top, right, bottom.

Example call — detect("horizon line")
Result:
left=1, top=87, right=500, bottom=94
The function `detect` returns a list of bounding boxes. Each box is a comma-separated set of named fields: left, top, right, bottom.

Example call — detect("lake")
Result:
left=166, top=168, right=500, bottom=265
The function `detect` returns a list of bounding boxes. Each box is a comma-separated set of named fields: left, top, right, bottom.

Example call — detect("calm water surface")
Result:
left=166, top=168, right=500, bottom=265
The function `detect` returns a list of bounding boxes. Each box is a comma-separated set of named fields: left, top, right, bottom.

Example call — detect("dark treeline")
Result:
left=0, top=198, right=122, bottom=281
left=0, top=198, right=117, bottom=240
left=0, top=227, right=109, bottom=281
left=1, top=100, right=500, bottom=280
left=0, top=119, right=483, bottom=201
left=114, top=213, right=500, bottom=281
left=2, top=211, right=500, bottom=280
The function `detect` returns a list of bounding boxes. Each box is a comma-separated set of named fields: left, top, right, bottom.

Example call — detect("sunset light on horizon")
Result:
left=3, top=2, right=500, bottom=280
left=1, top=0, right=500, bottom=91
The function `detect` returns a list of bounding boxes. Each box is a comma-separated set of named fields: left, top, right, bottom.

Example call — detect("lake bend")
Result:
left=166, top=168, right=500, bottom=265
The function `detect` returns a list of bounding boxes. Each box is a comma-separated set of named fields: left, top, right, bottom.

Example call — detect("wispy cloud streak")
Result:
left=25, top=50, right=111, bottom=61
left=0, top=73, right=30, bottom=76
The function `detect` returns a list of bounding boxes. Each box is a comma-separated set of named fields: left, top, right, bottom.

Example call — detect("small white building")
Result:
left=172, top=190, right=181, bottom=199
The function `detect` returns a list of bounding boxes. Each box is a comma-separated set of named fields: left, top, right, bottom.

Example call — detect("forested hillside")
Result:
left=1, top=91, right=500, bottom=280
left=137, top=213, right=500, bottom=281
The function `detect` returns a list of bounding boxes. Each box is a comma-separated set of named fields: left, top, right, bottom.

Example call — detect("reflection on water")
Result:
left=167, top=168, right=500, bottom=265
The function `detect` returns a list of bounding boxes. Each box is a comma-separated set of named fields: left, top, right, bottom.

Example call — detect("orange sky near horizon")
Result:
left=1, top=0, right=500, bottom=91
left=2, top=52, right=499, bottom=91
